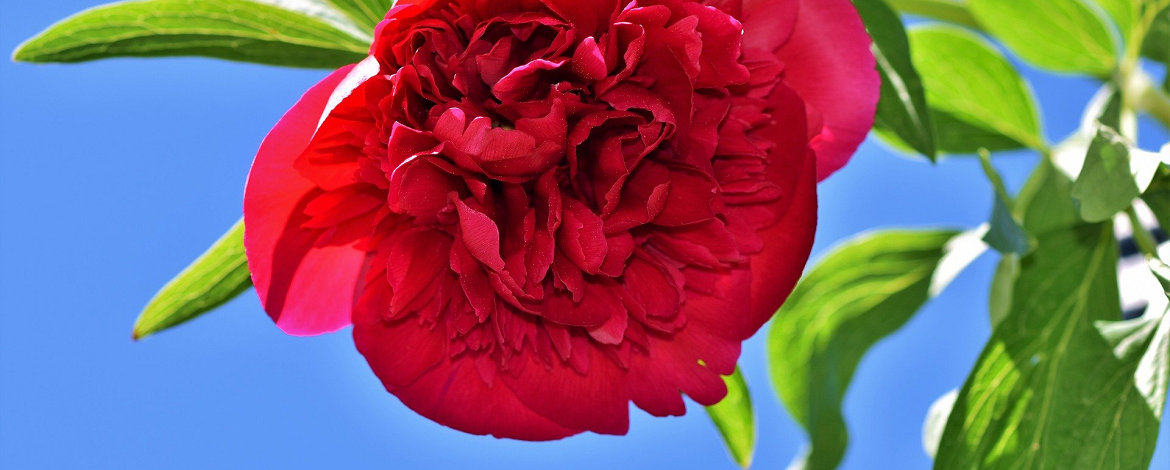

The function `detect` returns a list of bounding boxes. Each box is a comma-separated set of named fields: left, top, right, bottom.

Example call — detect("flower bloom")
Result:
left=245, top=0, right=877, bottom=439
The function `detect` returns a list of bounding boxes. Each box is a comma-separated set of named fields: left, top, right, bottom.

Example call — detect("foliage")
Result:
left=13, top=0, right=1170, bottom=468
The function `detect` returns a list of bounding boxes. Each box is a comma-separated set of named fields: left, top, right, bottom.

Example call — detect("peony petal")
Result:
left=502, top=342, right=630, bottom=434
left=244, top=64, right=371, bottom=336
left=741, top=83, right=818, bottom=333
left=355, top=318, right=580, bottom=439
left=774, top=0, right=879, bottom=180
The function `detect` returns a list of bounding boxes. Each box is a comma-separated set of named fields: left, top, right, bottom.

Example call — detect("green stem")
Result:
left=1134, top=72, right=1170, bottom=129
left=1127, top=206, right=1160, bottom=258
left=885, top=0, right=980, bottom=29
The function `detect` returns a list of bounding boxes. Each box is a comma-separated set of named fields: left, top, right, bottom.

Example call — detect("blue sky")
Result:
left=1, top=1, right=1168, bottom=469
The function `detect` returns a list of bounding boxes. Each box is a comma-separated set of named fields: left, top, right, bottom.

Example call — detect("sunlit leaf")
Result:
left=132, top=219, right=252, bottom=340
left=968, top=0, right=1118, bottom=75
left=704, top=367, right=756, bottom=469
left=13, top=0, right=369, bottom=68
left=1091, top=0, right=1137, bottom=42
left=324, top=0, right=396, bottom=30
left=905, top=26, right=1044, bottom=153
left=934, top=160, right=1163, bottom=470
left=769, top=228, right=985, bottom=470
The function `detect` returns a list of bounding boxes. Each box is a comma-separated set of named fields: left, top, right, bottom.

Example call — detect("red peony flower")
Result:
left=244, top=0, right=878, bottom=439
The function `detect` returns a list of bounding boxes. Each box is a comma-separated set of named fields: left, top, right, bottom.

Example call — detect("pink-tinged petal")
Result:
left=244, top=64, right=371, bottom=336
left=570, top=37, right=608, bottom=80
left=775, top=0, right=879, bottom=180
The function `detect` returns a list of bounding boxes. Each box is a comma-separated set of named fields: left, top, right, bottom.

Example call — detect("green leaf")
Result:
left=1143, top=7, right=1170, bottom=94
left=769, top=228, right=984, bottom=470
left=906, top=26, right=1044, bottom=153
left=13, top=0, right=369, bottom=68
left=934, top=160, right=1163, bottom=470
left=933, top=111, right=1028, bottom=154
left=325, top=0, right=396, bottom=30
left=1071, top=124, right=1139, bottom=222
left=704, top=367, right=756, bottom=469
left=1094, top=305, right=1170, bottom=419
left=1142, top=6, right=1170, bottom=66
left=979, top=151, right=1035, bottom=255
left=988, top=255, right=1019, bottom=328
left=1091, top=0, right=1138, bottom=43
left=968, top=0, right=1118, bottom=75
left=132, top=219, right=252, bottom=340
left=1142, top=167, right=1170, bottom=231
left=922, top=389, right=959, bottom=459
left=854, top=0, right=938, bottom=159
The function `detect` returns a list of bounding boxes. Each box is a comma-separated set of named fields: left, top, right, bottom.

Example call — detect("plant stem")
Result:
left=1127, top=206, right=1161, bottom=258
left=1134, top=72, right=1170, bottom=129
left=885, top=0, right=980, bottom=29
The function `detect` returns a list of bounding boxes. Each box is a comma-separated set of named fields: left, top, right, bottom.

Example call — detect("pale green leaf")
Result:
left=769, top=228, right=980, bottom=470
left=325, top=0, right=396, bottom=30
left=968, top=0, right=1118, bottom=75
left=13, top=0, right=369, bottom=68
left=1091, top=0, right=1138, bottom=43
left=133, top=219, right=252, bottom=340
left=704, top=367, right=756, bottom=469
left=923, top=389, right=959, bottom=459
left=906, top=26, right=1044, bottom=153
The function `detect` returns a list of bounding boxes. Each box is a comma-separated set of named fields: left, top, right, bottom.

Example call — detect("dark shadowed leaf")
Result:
left=1143, top=168, right=1170, bottom=231
left=854, top=0, right=937, bottom=159
left=934, top=160, right=1163, bottom=470
left=1143, top=7, right=1170, bottom=68
left=968, top=0, right=1117, bottom=75
left=704, top=367, right=756, bottom=469
left=133, top=219, right=252, bottom=340
left=979, top=151, right=1034, bottom=255
left=769, top=228, right=986, bottom=470
left=13, top=0, right=369, bottom=68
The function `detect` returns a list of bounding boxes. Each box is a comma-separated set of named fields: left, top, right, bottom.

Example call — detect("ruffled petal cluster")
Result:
left=244, top=0, right=877, bottom=439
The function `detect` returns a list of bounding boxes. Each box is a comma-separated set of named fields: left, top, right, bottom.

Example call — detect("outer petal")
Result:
left=355, top=311, right=580, bottom=440
left=746, top=83, right=818, bottom=332
left=774, top=0, right=879, bottom=180
left=501, top=342, right=631, bottom=435
left=244, top=64, right=367, bottom=336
